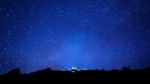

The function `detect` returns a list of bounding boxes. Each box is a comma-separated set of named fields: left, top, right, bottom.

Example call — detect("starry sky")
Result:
left=0, top=0, right=150, bottom=74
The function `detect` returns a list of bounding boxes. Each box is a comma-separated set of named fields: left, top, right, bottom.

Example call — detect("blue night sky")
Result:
left=0, top=0, right=150, bottom=74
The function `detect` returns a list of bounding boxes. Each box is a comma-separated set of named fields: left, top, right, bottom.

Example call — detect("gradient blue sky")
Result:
left=0, top=0, right=150, bottom=74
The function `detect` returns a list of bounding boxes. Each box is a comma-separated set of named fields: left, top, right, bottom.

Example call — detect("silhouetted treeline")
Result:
left=0, top=67, right=150, bottom=82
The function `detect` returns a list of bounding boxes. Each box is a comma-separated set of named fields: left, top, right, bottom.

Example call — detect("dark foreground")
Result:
left=0, top=67, right=150, bottom=83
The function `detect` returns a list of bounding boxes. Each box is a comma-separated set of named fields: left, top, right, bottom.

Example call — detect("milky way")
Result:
left=0, top=0, right=150, bottom=73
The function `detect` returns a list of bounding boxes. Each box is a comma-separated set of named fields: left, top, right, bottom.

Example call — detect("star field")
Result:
left=0, top=0, right=150, bottom=73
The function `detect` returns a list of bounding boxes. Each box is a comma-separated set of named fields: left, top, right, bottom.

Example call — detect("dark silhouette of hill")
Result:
left=0, top=67, right=150, bottom=82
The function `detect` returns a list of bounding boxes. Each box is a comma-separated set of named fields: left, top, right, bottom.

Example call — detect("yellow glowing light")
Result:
left=71, top=66, right=78, bottom=73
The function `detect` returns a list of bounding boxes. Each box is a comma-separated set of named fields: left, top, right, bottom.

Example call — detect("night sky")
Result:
left=0, top=0, right=150, bottom=74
